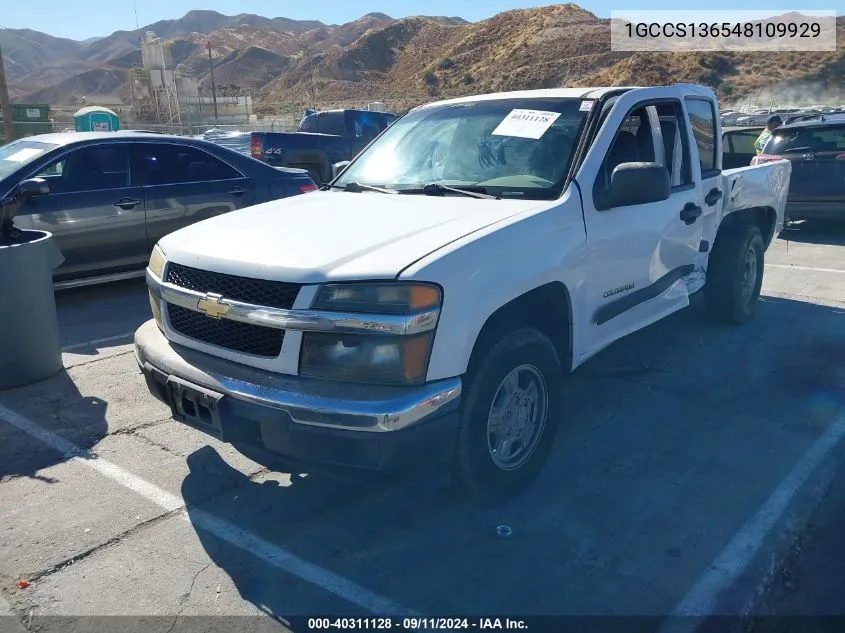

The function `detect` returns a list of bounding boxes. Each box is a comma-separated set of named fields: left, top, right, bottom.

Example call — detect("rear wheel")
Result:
left=453, top=328, right=563, bottom=502
left=704, top=223, right=765, bottom=324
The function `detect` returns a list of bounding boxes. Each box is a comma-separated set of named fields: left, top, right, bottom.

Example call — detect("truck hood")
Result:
left=158, top=191, right=536, bottom=283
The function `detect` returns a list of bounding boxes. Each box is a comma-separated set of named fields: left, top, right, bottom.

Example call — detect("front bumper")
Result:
left=134, top=320, right=462, bottom=472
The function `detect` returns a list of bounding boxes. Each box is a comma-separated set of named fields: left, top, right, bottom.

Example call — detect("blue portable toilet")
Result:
left=73, top=106, right=120, bottom=132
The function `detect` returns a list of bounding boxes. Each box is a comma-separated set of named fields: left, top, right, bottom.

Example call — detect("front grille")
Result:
left=166, top=262, right=301, bottom=310
left=167, top=304, right=284, bottom=357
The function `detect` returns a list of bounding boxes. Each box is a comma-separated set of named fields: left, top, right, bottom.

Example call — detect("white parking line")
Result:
left=0, top=403, right=417, bottom=617
left=62, top=332, right=137, bottom=352
left=659, top=413, right=845, bottom=633
left=766, top=263, right=845, bottom=274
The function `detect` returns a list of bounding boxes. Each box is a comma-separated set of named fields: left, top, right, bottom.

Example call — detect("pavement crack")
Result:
left=111, top=417, right=172, bottom=437
left=65, top=350, right=134, bottom=370
left=22, top=508, right=182, bottom=584
left=167, top=558, right=216, bottom=633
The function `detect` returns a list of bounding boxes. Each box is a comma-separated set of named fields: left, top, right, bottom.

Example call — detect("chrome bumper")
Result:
left=133, top=320, right=462, bottom=433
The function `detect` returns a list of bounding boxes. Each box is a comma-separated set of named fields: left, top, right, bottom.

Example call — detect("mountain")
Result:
left=5, top=5, right=843, bottom=111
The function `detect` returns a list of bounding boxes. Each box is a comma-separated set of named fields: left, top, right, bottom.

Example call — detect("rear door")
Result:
left=684, top=97, right=724, bottom=246
left=16, top=142, right=148, bottom=279
left=132, top=141, right=256, bottom=250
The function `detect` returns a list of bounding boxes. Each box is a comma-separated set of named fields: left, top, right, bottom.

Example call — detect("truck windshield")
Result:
left=298, top=112, right=346, bottom=136
left=335, top=98, right=590, bottom=199
left=0, top=140, right=57, bottom=182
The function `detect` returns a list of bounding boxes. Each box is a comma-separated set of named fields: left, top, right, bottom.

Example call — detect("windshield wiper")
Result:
left=403, top=183, right=500, bottom=200
left=329, top=181, right=398, bottom=194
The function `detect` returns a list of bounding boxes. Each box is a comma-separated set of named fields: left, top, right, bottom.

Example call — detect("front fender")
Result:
left=401, top=189, right=589, bottom=381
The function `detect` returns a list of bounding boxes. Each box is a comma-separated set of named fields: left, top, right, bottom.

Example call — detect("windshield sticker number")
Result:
left=3, top=147, right=45, bottom=163
left=492, top=109, right=562, bottom=140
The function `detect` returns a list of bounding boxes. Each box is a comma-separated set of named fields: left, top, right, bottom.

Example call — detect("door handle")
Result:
left=228, top=187, right=247, bottom=196
left=679, top=202, right=702, bottom=225
left=704, top=188, right=723, bottom=206
left=113, top=198, right=142, bottom=210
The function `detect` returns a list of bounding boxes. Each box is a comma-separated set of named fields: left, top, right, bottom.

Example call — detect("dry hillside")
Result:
left=3, top=4, right=843, bottom=110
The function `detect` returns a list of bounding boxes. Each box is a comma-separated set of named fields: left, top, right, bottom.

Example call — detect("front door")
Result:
left=131, top=142, right=256, bottom=250
left=15, top=142, right=148, bottom=280
left=576, top=89, right=706, bottom=356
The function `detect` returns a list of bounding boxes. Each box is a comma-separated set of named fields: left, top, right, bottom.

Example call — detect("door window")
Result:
left=724, top=130, right=760, bottom=155
left=36, top=144, right=130, bottom=193
left=299, top=112, right=346, bottom=136
left=596, top=106, right=657, bottom=194
left=655, top=102, right=692, bottom=188
left=132, top=143, right=241, bottom=186
left=684, top=98, right=718, bottom=176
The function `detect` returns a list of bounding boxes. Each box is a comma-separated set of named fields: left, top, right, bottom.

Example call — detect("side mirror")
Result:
left=17, top=178, right=50, bottom=200
left=331, top=161, right=351, bottom=180
left=606, top=162, right=670, bottom=208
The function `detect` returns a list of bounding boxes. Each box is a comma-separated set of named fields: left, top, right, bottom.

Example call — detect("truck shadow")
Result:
left=179, top=295, right=845, bottom=617
left=0, top=370, right=108, bottom=482
left=779, top=221, right=845, bottom=247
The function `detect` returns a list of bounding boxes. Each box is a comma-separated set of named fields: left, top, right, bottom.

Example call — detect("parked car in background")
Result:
left=753, top=114, right=845, bottom=222
left=249, top=108, right=399, bottom=185
left=0, top=131, right=317, bottom=288
left=722, top=126, right=764, bottom=169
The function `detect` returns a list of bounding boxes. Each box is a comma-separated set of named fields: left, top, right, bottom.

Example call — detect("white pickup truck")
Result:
left=135, top=84, right=791, bottom=499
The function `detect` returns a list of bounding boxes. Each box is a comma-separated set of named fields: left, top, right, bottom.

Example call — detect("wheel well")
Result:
left=717, top=206, right=777, bottom=247
left=468, top=282, right=573, bottom=375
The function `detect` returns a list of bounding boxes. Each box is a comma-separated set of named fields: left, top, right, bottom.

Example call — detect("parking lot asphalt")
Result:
left=1, top=221, right=845, bottom=633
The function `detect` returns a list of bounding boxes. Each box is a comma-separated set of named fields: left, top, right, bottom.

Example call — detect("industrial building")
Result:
left=129, top=31, right=254, bottom=131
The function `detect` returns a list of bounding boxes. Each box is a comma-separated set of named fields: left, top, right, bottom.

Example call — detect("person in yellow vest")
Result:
left=754, top=115, right=783, bottom=155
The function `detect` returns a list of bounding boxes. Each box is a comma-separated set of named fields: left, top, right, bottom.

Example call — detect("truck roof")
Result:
left=414, top=84, right=716, bottom=110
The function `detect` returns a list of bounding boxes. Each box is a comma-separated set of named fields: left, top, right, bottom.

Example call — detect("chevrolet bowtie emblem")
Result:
left=196, top=293, right=230, bottom=319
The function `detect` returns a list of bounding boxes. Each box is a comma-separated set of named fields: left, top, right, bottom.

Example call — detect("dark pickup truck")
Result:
left=249, top=109, right=398, bottom=185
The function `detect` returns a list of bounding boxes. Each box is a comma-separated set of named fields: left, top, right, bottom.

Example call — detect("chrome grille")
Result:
left=167, top=304, right=284, bottom=357
left=163, top=262, right=299, bottom=357
left=165, top=262, right=301, bottom=310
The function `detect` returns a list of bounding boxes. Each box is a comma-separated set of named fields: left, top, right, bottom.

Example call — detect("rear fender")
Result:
left=720, top=161, right=791, bottom=244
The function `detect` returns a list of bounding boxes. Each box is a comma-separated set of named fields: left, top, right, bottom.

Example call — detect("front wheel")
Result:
left=453, top=328, right=563, bottom=502
left=704, top=223, right=765, bottom=324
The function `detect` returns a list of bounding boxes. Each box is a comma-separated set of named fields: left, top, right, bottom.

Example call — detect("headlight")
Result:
left=148, top=244, right=167, bottom=279
left=311, top=282, right=441, bottom=314
left=147, top=245, right=166, bottom=330
left=302, top=282, right=442, bottom=385
left=299, top=332, right=434, bottom=385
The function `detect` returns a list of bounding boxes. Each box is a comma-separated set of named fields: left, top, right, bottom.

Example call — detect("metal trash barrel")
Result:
left=0, top=227, right=65, bottom=389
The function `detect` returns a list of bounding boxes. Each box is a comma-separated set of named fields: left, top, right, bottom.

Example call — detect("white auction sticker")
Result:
left=3, top=147, right=45, bottom=163
left=579, top=100, right=594, bottom=112
left=492, top=109, right=562, bottom=140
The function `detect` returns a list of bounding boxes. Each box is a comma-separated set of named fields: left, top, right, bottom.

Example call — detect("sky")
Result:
left=0, top=0, right=842, bottom=40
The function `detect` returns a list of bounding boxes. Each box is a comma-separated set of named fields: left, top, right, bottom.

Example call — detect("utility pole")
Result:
left=207, top=40, right=219, bottom=126
left=0, top=45, right=15, bottom=144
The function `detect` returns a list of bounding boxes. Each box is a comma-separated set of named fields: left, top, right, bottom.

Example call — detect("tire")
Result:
left=453, top=327, right=564, bottom=502
left=704, top=223, right=765, bottom=324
